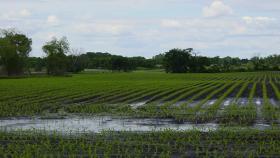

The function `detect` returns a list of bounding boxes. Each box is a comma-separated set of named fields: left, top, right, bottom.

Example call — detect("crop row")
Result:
left=1, top=129, right=280, bottom=157
left=1, top=72, right=280, bottom=124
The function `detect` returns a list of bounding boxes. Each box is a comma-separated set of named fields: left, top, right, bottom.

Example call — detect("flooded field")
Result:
left=129, top=98, right=270, bottom=109
left=2, top=72, right=280, bottom=157
left=0, top=116, right=218, bottom=133
left=0, top=115, right=274, bottom=134
left=0, top=97, right=278, bottom=134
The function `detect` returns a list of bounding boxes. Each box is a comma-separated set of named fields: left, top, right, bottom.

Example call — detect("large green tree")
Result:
left=163, top=48, right=193, bottom=73
left=110, top=55, right=132, bottom=72
left=67, top=48, right=88, bottom=73
left=0, top=29, right=32, bottom=76
left=42, top=37, right=69, bottom=75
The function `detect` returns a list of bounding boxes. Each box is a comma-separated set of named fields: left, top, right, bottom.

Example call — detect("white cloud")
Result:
left=74, top=21, right=133, bottom=35
left=203, top=0, right=233, bottom=18
left=161, top=19, right=182, bottom=28
left=47, top=32, right=57, bottom=40
left=46, top=15, right=59, bottom=26
left=232, top=23, right=246, bottom=34
left=19, top=9, right=31, bottom=17
left=242, top=16, right=276, bottom=24
left=32, top=31, right=59, bottom=42
left=1, top=0, right=279, bottom=58
left=0, top=9, right=31, bottom=20
left=229, top=0, right=280, bottom=11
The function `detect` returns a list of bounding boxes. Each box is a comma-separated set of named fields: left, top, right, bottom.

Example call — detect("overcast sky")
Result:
left=0, top=0, right=280, bottom=58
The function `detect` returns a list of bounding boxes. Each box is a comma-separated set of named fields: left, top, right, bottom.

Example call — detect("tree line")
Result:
left=28, top=51, right=156, bottom=74
left=1, top=29, right=280, bottom=76
left=162, top=48, right=280, bottom=73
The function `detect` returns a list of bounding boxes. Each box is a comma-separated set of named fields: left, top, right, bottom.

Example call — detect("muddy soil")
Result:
left=147, top=88, right=185, bottom=103
left=221, top=98, right=234, bottom=108
left=111, top=89, right=150, bottom=103
left=240, top=83, right=253, bottom=98
left=236, top=98, right=248, bottom=106
left=128, top=90, right=164, bottom=103
left=193, top=83, right=223, bottom=101
left=178, top=83, right=214, bottom=101
left=69, top=95, right=102, bottom=104
left=227, top=84, right=242, bottom=98
left=255, top=83, right=263, bottom=98
left=266, top=83, right=277, bottom=99
left=162, top=83, right=206, bottom=102
left=209, top=84, right=234, bottom=99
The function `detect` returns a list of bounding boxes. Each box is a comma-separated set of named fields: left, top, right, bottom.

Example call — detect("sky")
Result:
left=0, top=0, right=280, bottom=58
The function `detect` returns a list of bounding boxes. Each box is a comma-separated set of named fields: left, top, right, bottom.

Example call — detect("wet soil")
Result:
left=193, top=83, right=223, bottom=101
left=255, top=83, right=263, bottom=98
left=227, top=84, right=242, bottom=98
left=266, top=83, right=277, bottom=99
left=240, top=83, right=253, bottom=98
left=128, top=90, right=164, bottom=103
left=209, top=84, right=234, bottom=99
left=163, top=83, right=207, bottom=101
left=147, top=88, right=185, bottom=103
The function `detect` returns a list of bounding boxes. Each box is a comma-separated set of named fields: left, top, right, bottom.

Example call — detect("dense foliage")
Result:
left=84, top=52, right=155, bottom=71
left=162, top=48, right=280, bottom=73
left=164, top=48, right=193, bottom=73
left=42, top=37, right=69, bottom=75
left=0, top=29, right=32, bottom=76
left=26, top=51, right=280, bottom=75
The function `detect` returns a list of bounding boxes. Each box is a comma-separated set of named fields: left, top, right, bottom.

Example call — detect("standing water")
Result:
left=0, top=116, right=218, bottom=134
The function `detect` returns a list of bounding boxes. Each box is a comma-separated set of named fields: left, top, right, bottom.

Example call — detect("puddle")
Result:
left=201, top=99, right=217, bottom=108
left=130, top=101, right=147, bottom=109
left=253, top=98, right=265, bottom=125
left=223, top=99, right=231, bottom=106
left=0, top=116, right=218, bottom=134
left=208, top=99, right=216, bottom=105
left=253, top=123, right=271, bottom=130
left=237, top=98, right=248, bottom=106
left=255, top=98, right=262, bottom=106
left=221, top=98, right=234, bottom=109
left=270, top=99, right=279, bottom=106
left=137, top=98, right=272, bottom=109
left=172, top=101, right=186, bottom=107
left=156, top=102, right=165, bottom=107
left=188, top=101, right=200, bottom=108
left=253, top=119, right=272, bottom=130
left=0, top=115, right=276, bottom=134
left=254, top=98, right=263, bottom=117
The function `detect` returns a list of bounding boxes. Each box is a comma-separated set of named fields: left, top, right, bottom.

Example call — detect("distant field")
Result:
left=2, top=71, right=280, bottom=157
left=1, top=71, right=280, bottom=125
